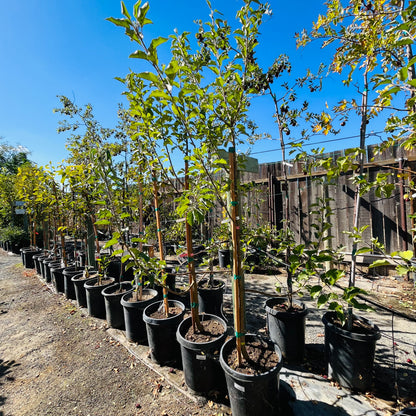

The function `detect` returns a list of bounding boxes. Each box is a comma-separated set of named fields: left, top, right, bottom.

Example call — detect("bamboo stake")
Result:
left=229, top=147, right=248, bottom=365
left=90, top=213, right=101, bottom=255
left=348, top=67, right=369, bottom=331
left=184, top=158, right=202, bottom=332
left=407, top=168, right=416, bottom=257
left=152, top=173, right=169, bottom=317
left=138, top=178, right=144, bottom=299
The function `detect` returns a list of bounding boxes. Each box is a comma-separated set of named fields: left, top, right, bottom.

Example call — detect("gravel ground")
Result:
left=233, top=271, right=416, bottom=413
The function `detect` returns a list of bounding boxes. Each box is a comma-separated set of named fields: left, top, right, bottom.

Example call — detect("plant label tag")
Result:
left=234, top=383, right=245, bottom=392
left=196, top=355, right=206, bottom=360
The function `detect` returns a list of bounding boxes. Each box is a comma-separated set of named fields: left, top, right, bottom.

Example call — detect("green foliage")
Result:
left=369, top=237, right=416, bottom=277
left=0, top=225, right=29, bottom=247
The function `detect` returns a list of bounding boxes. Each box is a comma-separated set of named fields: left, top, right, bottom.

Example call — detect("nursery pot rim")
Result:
left=50, top=264, right=66, bottom=272
left=120, top=288, right=158, bottom=308
left=143, top=299, right=186, bottom=326
left=101, top=281, right=133, bottom=298
left=84, top=276, right=115, bottom=289
left=197, top=278, right=225, bottom=291
left=265, top=297, right=309, bottom=317
left=322, top=311, right=381, bottom=342
left=62, top=265, right=85, bottom=275
left=219, top=333, right=283, bottom=382
left=176, top=313, right=227, bottom=350
left=71, top=271, right=98, bottom=282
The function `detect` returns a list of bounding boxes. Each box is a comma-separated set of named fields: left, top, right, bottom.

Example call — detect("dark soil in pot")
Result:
left=120, top=289, right=159, bottom=343
left=220, top=334, right=283, bottom=416
left=101, top=282, right=133, bottom=329
left=84, top=277, right=115, bottom=319
left=322, top=311, right=381, bottom=392
left=143, top=300, right=185, bottom=367
left=265, top=297, right=308, bottom=363
left=177, top=314, right=228, bottom=396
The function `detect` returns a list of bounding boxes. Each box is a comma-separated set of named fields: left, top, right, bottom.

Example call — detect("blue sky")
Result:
left=0, top=0, right=387, bottom=168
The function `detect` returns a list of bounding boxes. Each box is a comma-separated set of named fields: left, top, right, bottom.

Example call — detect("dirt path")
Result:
left=0, top=251, right=223, bottom=416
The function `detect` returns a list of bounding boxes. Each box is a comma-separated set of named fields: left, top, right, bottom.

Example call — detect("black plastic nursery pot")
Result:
left=176, top=313, right=227, bottom=395
left=101, top=282, right=133, bottom=330
left=20, top=247, right=31, bottom=266
left=120, top=289, right=159, bottom=343
left=107, top=258, right=122, bottom=279
left=153, top=269, right=190, bottom=308
left=220, top=334, right=283, bottom=416
left=84, top=277, right=115, bottom=319
left=62, top=266, right=83, bottom=300
left=40, top=257, right=51, bottom=280
left=265, top=297, right=308, bottom=363
left=22, top=248, right=42, bottom=269
left=50, top=263, right=66, bottom=293
left=322, top=311, right=381, bottom=391
left=197, top=278, right=225, bottom=318
left=143, top=300, right=186, bottom=367
left=71, top=271, right=97, bottom=308
left=43, top=257, right=61, bottom=283
left=218, top=249, right=231, bottom=268
left=32, top=253, right=46, bottom=275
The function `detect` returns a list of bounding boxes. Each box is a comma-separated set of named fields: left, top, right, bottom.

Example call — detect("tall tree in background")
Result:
left=297, top=0, right=415, bottom=326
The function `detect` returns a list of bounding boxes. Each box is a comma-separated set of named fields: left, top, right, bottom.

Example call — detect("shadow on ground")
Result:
left=0, top=358, right=20, bottom=415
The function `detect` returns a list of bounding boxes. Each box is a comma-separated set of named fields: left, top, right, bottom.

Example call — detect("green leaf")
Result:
left=150, top=37, right=168, bottom=52
left=103, top=237, right=118, bottom=249
left=398, top=250, right=413, bottom=262
left=94, top=219, right=110, bottom=225
left=368, top=259, right=391, bottom=268
left=121, top=2, right=131, bottom=19
left=355, top=247, right=371, bottom=255
left=137, top=71, right=160, bottom=84
left=133, top=1, right=142, bottom=19
left=309, top=285, right=322, bottom=298
left=396, top=265, right=410, bottom=276
left=149, top=90, right=171, bottom=100
left=125, top=261, right=135, bottom=271
left=121, top=254, right=131, bottom=264
left=317, top=293, right=329, bottom=308
left=106, top=17, right=131, bottom=29
left=137, top=2, right=150, bottom=26
left=112, top=249, right=124, bottom=256
left=165, top=60, right=179, bottom=77
left=129, top=50, right=149, bottom=60
left=399, top=67, right=408, bottom=81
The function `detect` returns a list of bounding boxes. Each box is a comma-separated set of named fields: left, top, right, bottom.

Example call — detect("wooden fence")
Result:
left=237, top=144, right=416, bottom=255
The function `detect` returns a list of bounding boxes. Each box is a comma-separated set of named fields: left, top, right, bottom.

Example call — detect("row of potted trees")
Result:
left=14, top=223, right=384, bottom=414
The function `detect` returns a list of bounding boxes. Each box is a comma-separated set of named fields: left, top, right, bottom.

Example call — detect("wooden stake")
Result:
left=184, top=158, right=202, bottom=332
left=229, top=148, right=247, bottom=365
left=138, top=178, right=144, bottom=299
left=152, top=173, right=169, bottom=317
